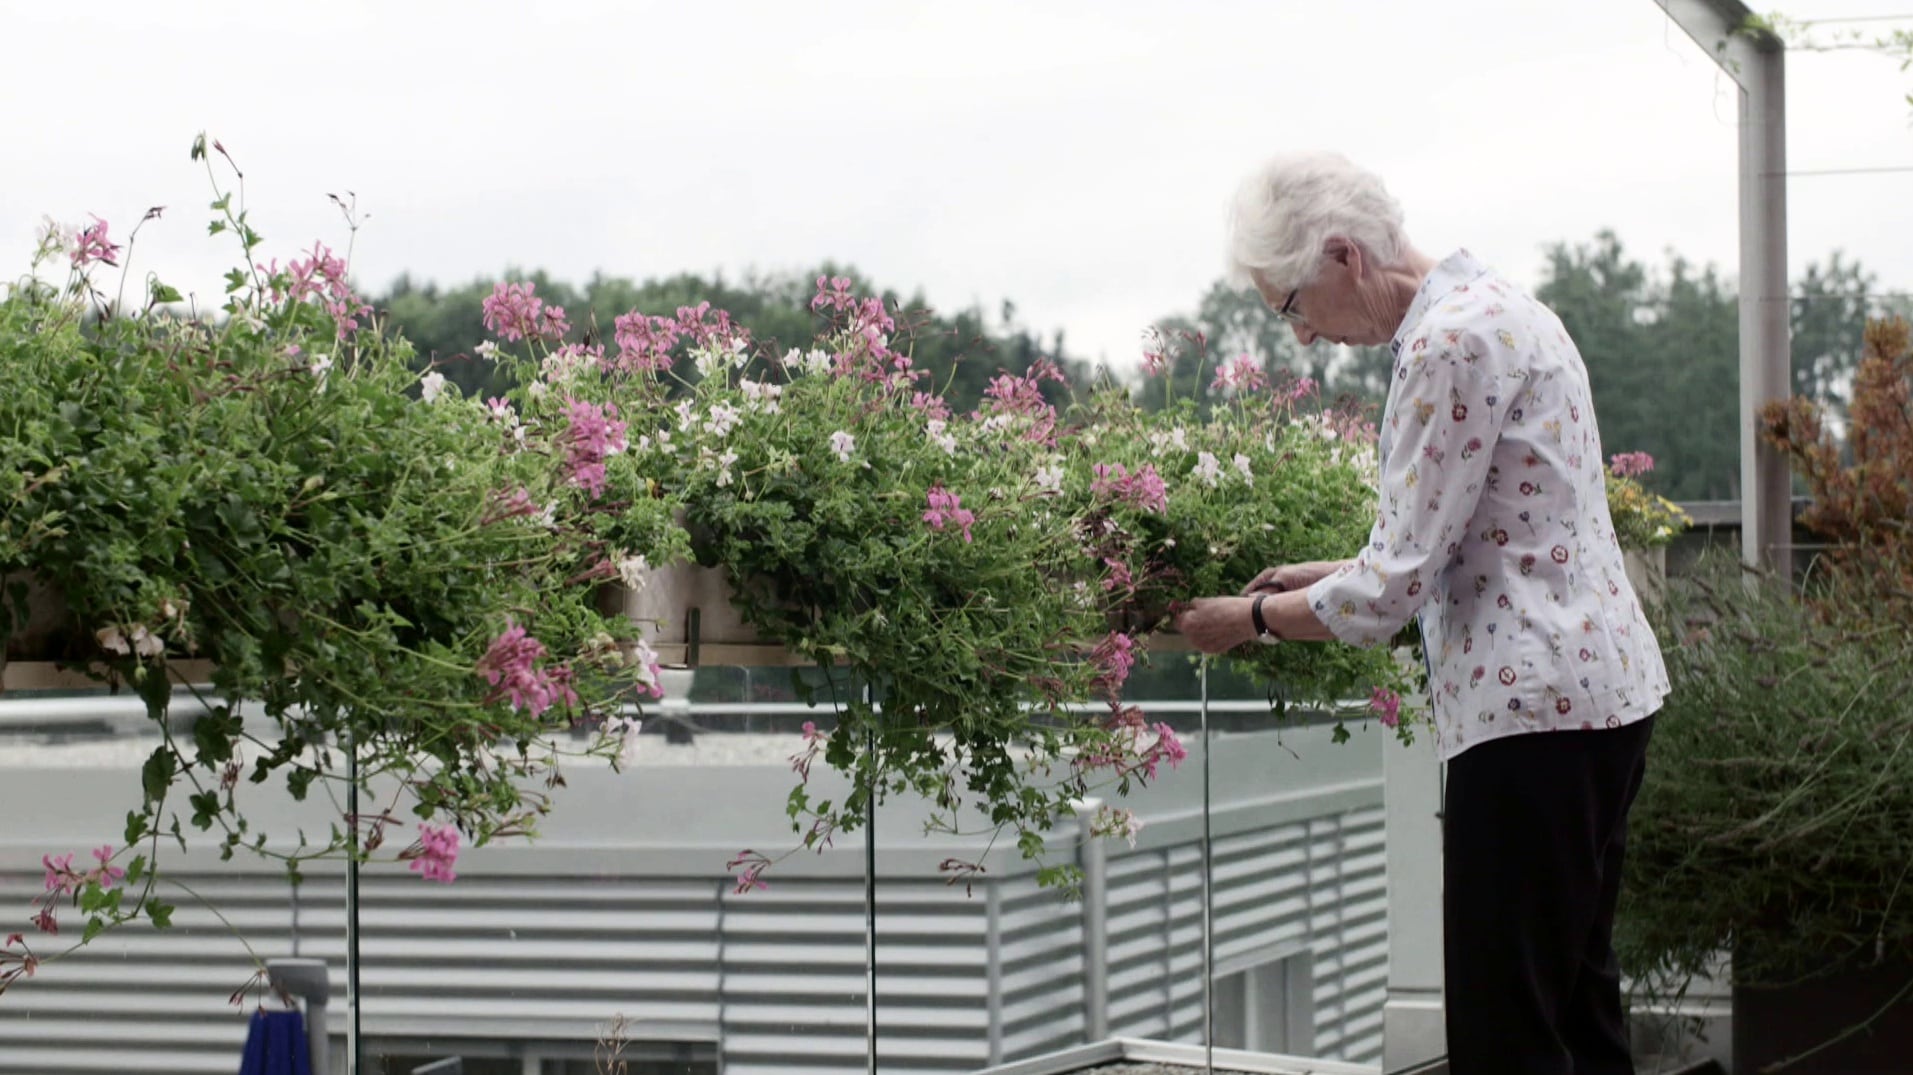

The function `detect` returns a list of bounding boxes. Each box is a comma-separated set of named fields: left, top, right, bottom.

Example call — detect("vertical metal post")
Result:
left=1200, top=657, right=1214, bottom=1074
left=986, top=882, right=1005, bottom=1065
left=863, top=686, right=878, bottom=1075
left=1740, top=42, right=1791, bottom=570
left=346, top=736, right=363, bottom=1075
left=1653, top=2, right=1791, bottom=569
left=1079, top=798, right=1109, bottom=1043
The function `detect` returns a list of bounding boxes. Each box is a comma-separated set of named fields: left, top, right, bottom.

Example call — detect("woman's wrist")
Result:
left=1251, top=593, right=1283, bottom=643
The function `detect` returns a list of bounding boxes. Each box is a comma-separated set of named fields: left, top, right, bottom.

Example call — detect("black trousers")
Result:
left=1442, top=716, right=1656, bottom=1075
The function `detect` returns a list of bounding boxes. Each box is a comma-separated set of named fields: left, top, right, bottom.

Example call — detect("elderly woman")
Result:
left=1176, top=152, right=1669, bottom=1075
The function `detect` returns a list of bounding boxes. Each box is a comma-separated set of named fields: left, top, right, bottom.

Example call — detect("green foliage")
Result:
left=0, top=139, right=681, bottom=971
left=1619, top=554, right=1913, bottom=996
left=1076, top=387, right=1406, bottom=707
left=495, top=290, right=1421, bottom=888
left=1606, top=473, right=1691, bottom=551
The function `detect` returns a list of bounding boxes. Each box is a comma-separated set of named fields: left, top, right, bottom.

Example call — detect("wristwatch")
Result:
left=1250, top=592, right=1284, bottom=643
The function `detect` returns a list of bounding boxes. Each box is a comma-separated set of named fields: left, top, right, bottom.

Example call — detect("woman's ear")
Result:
left=1323, top=236, right=1363, bottom=277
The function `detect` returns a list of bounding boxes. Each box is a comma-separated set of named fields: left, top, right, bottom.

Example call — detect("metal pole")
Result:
left=347, top=737, right=363, bottom=1075
left=1080, top=798, right=1109, bottom=1043
left=864, top=687, right=878, bottom=1075
left=1741, top=41, right=1791, bottom=570
left=1200, top=657, right=1214, bottom=1075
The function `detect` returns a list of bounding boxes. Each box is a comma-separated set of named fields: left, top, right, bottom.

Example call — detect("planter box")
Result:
left=1623, top=546, right=1667, bottom=607
left=1733, top=956, right=1913, bottom=1074
left=603, top=562, right=803, bottom=669
left=1, top=571, right=81, bottom=664
left=0, top=573, right=205, bottom=691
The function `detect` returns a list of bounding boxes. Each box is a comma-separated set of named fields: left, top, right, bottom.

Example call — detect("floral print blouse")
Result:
left=1307, top=250, right=1668, bottom=760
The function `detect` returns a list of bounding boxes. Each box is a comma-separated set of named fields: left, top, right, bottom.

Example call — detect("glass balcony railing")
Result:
left=0, top=658, right=1395, bottom=1075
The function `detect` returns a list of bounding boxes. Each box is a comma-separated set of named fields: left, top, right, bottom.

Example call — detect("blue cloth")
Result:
left=237, top=1008, right=312, bottom=1075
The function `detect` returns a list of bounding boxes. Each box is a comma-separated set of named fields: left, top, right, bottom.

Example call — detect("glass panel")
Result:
left=0, top=686, right=348, bottom=1074
left=2, top=657, right=1397, bottom=1073
left=349, top=665, right=849, bottom=1075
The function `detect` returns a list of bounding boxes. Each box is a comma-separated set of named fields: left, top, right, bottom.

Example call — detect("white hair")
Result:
left=1224, top=151, right=1408, bottom=292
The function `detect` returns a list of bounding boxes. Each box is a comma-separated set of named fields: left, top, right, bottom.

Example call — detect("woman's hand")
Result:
left=1240, top=560, right=1349, bottom=597
left=1174, top=596, right=1257, bottom=654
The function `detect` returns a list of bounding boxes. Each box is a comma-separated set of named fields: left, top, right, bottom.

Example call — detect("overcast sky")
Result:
left=4, top=0, right=1910, bottom=373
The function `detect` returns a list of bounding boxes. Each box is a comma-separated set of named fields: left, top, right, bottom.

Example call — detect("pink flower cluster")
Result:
left=607, top=303, right=743, bottom=374
left=71, top=215, right=121, bottom=269
left=1075, top=706, right=1188, bottom=781
left=922, top=485, right=976, bottom=543
left=42, top=846, right=123, bottom=896
left=1142, top=722, right=1188, bottom=778
left=1090, top=463, right=1169, bottom=515
left=788, top=719, right=829, bottom=781
left=1608, top=451, right=1656, bottom=478
left=1, top=931, right=38, bottom=989
left=408, top=823, right=460, bottom=883
left=612, top=310, right=682, bottom=373
left=977, top=360, right=1065, bottom=444
left=258, top=241, right=372, bottom=337
left=1369, top=687, right=1402, bottom=729
left=563, top=398, right=628, bottom=499
left=481, top=486, right=539, bottom=526
left=727, top=849, right=772, bottom=894
left=811, top=275, right=897, bottom=365
left=476, top=621, right=577, bottom=717
left=1091, top=631, right=1136, bottom=695
left=28, top=845, right=125, bottom=936
left=672, top=301, right=739, bottom=349
left=1140, top=327, right=1170, bottom=378
left=1212, top=353, right=1269, bottom=394
left=482, top=281, right=571, bottom=343
left=911, top=391, right=953, bottom=421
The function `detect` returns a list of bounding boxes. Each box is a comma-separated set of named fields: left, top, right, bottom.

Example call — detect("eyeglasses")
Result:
left=1273, top=288, right=1304, bottom=326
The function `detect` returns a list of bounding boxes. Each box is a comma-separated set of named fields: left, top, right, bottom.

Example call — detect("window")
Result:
left=1212, top=947, right=1314, bottom=1056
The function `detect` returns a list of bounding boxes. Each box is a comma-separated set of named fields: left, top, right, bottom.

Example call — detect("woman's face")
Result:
left=1254, top=239, right=1400, bottom=349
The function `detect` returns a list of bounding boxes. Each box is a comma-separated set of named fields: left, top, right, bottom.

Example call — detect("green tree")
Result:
left=1790, top=251, right=1874, bottom=407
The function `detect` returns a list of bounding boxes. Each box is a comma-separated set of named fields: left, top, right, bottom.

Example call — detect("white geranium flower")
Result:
left=603, top=715, right=644, bottom=771
left=1192, top=451, right=1222, bottom=488
left=926, top=419, right=956, bottom=456
left=96, top=626, right=130, bottom=655
left=740, top=379, right=782, bottom=415
left=615, top=554, right=650, bottom=590
left=829, top=430, right=855, bottom=462
left=704, top=402, right=741, bottom=438
left=1233, top=453, right=1254, bottom=484
left=130, top=625, right=163, bottom=658
left=420, top=371, right=448, bottom=403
